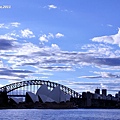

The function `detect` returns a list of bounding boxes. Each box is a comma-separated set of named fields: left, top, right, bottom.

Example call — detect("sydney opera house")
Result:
left=10, top=84, right=71, bottom=104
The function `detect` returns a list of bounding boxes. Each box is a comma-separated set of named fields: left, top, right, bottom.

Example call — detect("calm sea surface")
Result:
left=0, top=109, right=120, bottom=120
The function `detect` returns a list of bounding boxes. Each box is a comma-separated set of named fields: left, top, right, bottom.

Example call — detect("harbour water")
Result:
left=0, top=109, right=120, bottom=120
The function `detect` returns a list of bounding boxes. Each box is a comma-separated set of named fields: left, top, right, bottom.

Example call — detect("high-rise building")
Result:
left=102, top=89, right=107, bottom=96
left=95, top=89, right=100, bottom=94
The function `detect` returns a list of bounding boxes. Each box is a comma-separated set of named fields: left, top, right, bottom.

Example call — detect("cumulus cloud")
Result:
left=39, top=33, right=54, bottom=42
left=40, top=66, right=72, bottom=71
left=48, top=4, right=57, bottom=9
left=91, top=28, right=120, bottom=46
left=81, top=44, right=115, bottom=57
left=47, top=33, right=54, bottom=39
left=0, top=23, right=9, bottom=29
left=39, top=34, right=48, bottom=42
left=55, top=33, right=64, bottom=38
left=21, top=29, right=35, bottom=38
left=10, top=22, right=21, bottom=27
left=80, top=71, right=120, bottom=79
left=0, top=34, right=17, bottom=40
left=0, top=22, right=21, bottom=29
left=39, top=33, right=64, bottom=43
left=45, top=4, right=72, bottom=13
left=0, top=60, right=4, bottom=68
left=107, top=24, right=113, bottom=27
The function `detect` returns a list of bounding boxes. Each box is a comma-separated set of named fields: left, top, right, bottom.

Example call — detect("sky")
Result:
left=0, top=0, right=120, bottom=95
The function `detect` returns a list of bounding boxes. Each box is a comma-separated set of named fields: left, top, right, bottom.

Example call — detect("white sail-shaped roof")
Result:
left=48, top=86, right=66, bottom=103
left=65, top=94, right=71, bottom=101
left=10, top=97, right=23, bottom=104
left=35, top=85, right=71, bottom=103
left=38, top=94, right=55, bottom=103
left=38, top=94, right=48, bottom=103
left=45, top=97, right=55, bottom=103
left=36, top=84, right=50, bottom=96
left=27, top=92, right=39, bottom=103
left=60, top=90, right=66, bottom=102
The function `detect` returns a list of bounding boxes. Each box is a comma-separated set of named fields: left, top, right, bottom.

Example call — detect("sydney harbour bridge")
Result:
left=0, top=80, right=81, bottom=98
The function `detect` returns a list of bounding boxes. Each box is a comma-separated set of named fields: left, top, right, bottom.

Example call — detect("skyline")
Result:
left=0, top=0, right=120, bottom=95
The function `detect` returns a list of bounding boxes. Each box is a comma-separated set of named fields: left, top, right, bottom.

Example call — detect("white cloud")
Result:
left=39, top=33, right=64, bottom=43
left=39, top=34, right=48, bottom=42
left=107, top=24, right=113, bottom=27
left=81, top=44, right=115, bottom=58
left=44, top=4, right=72, bottom=13
left=0, top=22, right=21, bottom=29
left=94, top=71, right=113, bottom=78
left=0, top=24, right=5, bottom=28
left=0, top=23, right=9, bottom=29
left=21, top=29, right=35, bottom=38
left=11, top=22, right=21, bottom=27
left=55, top=33, right=64, bottom=38
left=91, top=28, right=120, bottom=46
left=81, top=71, right=120, bottom=79
left=48, top=4, right=57, bottom=9
left=0, top=34, right=17, bottom=40
left=0, top=75, right=22, bottom=81
left=16, top=42, right=40, bottom=55
left=39, top=33, right=54, bottom=42
left=9, top=31, right=20, bottom=38
left=51, top=44, right=60, bottom=50
left=0, top=60, right=4, bottom=68
left=61, top=9, right=73, bottom=13
left=47, top=33, right=54, bottom=39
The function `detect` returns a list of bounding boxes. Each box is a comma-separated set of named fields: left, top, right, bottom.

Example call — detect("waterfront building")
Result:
left=111, top=96, right=118, bottom=101
left=106, top=94, right=112, bottom=100
left=25, top=85, right=71, bottom=103
left=95, top=89, right=100, bottom=95
left=101, top=94, right=106, bottom=100
left=10, top=97, right=23, bottom=104
left=82, top=92, right=87, bottom=99
left=48, top=86, right=66, bottom=103
left=102, top=89, right=107, bottom=96
left=36, top=84, right=54, bottom=103
left=93, top=93, right=101, bottom=99
left=36, top=84, right=50, bottom=96
left=118, top=91, right=120, bottom=98
left=25, top=92, right=39, bottom=103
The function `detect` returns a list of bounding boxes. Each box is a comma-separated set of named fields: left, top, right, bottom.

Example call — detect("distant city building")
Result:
left=82, top=92, right=87, bottom=99
left=95, top=89, right=100, bottom=94
left=118, top=91, right=120, bottom=98
left=102, top=89, right=107, bottom=96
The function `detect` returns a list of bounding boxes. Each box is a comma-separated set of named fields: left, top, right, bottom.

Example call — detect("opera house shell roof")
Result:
left=26, top=84, right=71, bottom=103
left=26, top=92, right=39, bottom=103
left=10, top=97, right=23, bottom=104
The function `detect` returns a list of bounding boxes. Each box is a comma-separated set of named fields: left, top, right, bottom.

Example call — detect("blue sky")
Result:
left=0, top=0, right=120, bottom=95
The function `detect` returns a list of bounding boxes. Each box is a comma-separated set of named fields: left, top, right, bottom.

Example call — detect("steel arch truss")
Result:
left=0, top=80, right=81, bottom=98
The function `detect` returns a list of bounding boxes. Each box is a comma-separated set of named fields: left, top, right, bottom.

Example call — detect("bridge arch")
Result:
left=0, top=80, right=81, bottom=98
